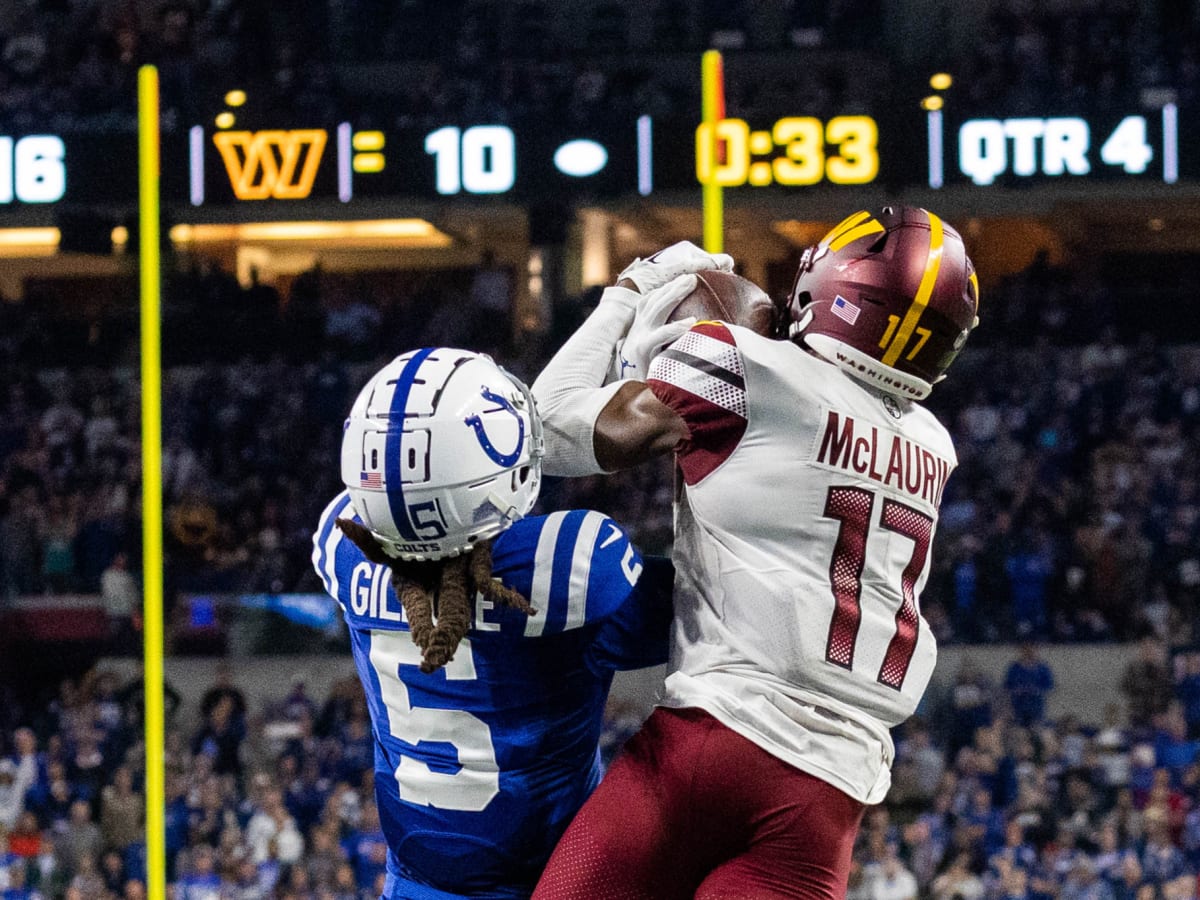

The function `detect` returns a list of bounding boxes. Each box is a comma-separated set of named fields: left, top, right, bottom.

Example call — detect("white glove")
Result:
left=618, top=241, right=734, bottom=295
left=612, top=275, right=699, bottom=381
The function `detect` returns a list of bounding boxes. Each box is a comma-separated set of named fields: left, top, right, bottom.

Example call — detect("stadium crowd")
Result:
left=0, top=639, right=1197, bottom=898
left=2, top=250, right=1199, bottom=653
left=1, top=0, right=1197, bottom=132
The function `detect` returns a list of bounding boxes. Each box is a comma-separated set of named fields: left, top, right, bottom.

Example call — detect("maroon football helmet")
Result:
left=783, top=206, right=979, bottom=400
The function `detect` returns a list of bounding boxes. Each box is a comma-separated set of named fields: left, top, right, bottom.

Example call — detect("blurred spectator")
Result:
left=303, top=826, right=346, bottom=888
left=68, top=851, right=106, bottom=898
left=1061, top=856, right=1114, bottom=900
left=0, top=760, right=31, bottom=831
left=894, top=721, right=945, bottom=804
left=282, top=755, right=327, bottom=835
left=865, top=847, right=919, bottom=900
left=8, top=729, right=41, bottom=789
left=7, top=811, right=43, bottom=859
left=244, top=787, right=302, bottom=866
left=322, top=289, right=382, bottom=362
left=99, top=767, right=142, bottom=853
left=1005, top=526, right=1056, bottom=639
left=190, top=696, right=244, bottom=779
left=468, top=249, right=514, bottom=357
left=100, top=553, right=140, bottom=654
left=99, top=848, right=126, bottom=895
left=3, top=862, right=37, bottom=900
left=948, top=662, right=996, bottom=755
left=199, top=665, right=247, bottom=727
left=1176, top=650, right=1200, bottom=739
left=58, top=800, right=102, bottom=878
left=340, top=801, right=387, bottom=890
left=175, top=843, right=220, bottom=900
left=276, top=682, right=316, bottom=724
left=1123, top=638, right=1176, bottom=730
left=1004, top=642, right=1056, bottom=727
left=929, top=850, right=984, bottom=899
left=39, top=494, right=78, bottom=594
left=1141, top=807, right=1188, bottom=884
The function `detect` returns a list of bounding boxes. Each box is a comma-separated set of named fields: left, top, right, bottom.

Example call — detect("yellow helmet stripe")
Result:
left=881, top=209, right=944, bottom=368
left=824, top=210, right=869, bottom=238
left=827, top=217, right=885, bottom=252
left=820, top=210, right=871, bottom=248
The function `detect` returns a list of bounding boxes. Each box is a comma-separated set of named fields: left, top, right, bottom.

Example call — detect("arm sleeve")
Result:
left=531, top=287, right=638, bottom=476
left=586, top=555, right=674, bottom=673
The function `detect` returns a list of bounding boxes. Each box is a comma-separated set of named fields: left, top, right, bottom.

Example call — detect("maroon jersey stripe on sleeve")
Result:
left=647, top=323, right=747, bottom=485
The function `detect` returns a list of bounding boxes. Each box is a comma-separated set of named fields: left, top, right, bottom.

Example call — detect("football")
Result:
left=668, top=270, right=777, bottom=337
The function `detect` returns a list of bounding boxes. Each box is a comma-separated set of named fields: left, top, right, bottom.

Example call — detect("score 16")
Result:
left=695, top=116, right=879, bottom=187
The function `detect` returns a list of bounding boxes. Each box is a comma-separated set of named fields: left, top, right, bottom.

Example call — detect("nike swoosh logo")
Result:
left=599, top=523, right=623, bottom=549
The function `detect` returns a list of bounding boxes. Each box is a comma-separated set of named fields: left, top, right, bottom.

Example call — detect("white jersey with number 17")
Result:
left=646, top=321, right=957, bottom=805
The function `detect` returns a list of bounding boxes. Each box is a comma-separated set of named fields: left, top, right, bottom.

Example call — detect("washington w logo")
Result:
left=212, top=130, right=328, bottom=200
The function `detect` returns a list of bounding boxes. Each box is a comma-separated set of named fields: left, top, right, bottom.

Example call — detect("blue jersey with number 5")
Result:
left=312, top=492, right=672, bottom=900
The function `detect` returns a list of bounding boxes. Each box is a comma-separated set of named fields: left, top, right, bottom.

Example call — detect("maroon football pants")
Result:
left=532, top=706, right=865, bottom=900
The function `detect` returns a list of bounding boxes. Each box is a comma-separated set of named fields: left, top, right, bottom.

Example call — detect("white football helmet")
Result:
left=341, top=348, right=544, bottom=561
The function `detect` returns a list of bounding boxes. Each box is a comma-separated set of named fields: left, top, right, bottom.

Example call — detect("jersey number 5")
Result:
left=823, top=486, right=932, bottom=690
left=369, top=630, right=500, bottom=811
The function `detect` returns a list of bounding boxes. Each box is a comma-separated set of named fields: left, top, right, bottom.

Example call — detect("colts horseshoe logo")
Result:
left=465, top=387, right=525, bottom=467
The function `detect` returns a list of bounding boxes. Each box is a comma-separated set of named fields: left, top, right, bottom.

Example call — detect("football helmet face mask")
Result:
left=341, top=348, right=544, bottom=561
left=783, top=206, right=980, bottom=400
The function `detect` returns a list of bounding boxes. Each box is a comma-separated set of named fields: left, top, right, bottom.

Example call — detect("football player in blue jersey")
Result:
left=311, top=347, right=673, bottom=900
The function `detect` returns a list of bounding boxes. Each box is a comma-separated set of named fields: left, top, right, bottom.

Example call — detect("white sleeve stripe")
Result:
left=324, top=526, right=345, bottom=603
left=670, top=330, right=745, bottom=377
left=648, top=356, right=748, bottom=418
left=565, top=511, right=605, bottom=630
left=313, top=492, right=353, bottom=599
left=524, top=511, right=568, bottom=636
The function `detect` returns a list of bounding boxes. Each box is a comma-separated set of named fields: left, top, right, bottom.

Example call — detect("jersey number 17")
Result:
left=822, top=486, right=932, bottom=690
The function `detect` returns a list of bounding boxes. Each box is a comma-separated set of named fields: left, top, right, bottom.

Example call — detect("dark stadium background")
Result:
left=1, top=1, right=1199, bottom=897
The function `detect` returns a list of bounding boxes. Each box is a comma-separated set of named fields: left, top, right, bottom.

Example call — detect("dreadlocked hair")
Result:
left=336, top=518, right=535, bottom=673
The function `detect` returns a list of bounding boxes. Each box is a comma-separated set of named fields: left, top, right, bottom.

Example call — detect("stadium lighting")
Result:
left=167, top=218, right=453, bottom=247
left=0, top=221, right=449, bottom=255
left=0, top=227, right=60, bottom=254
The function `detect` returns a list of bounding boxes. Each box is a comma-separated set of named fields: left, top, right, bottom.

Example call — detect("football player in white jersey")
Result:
left=530, top=207, right=980, bottom=900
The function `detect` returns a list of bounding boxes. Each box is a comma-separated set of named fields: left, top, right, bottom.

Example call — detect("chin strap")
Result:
left=486, top=491, right=523, bottom=525
left=787, top=304, right=815, bottom=340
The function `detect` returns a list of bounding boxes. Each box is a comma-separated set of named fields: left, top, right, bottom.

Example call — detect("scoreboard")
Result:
left=185, top=119, right=654, bottom=203
left=0, top=102, right=1192, bottom=212
left=929, top=108, right=1180, bottom=187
